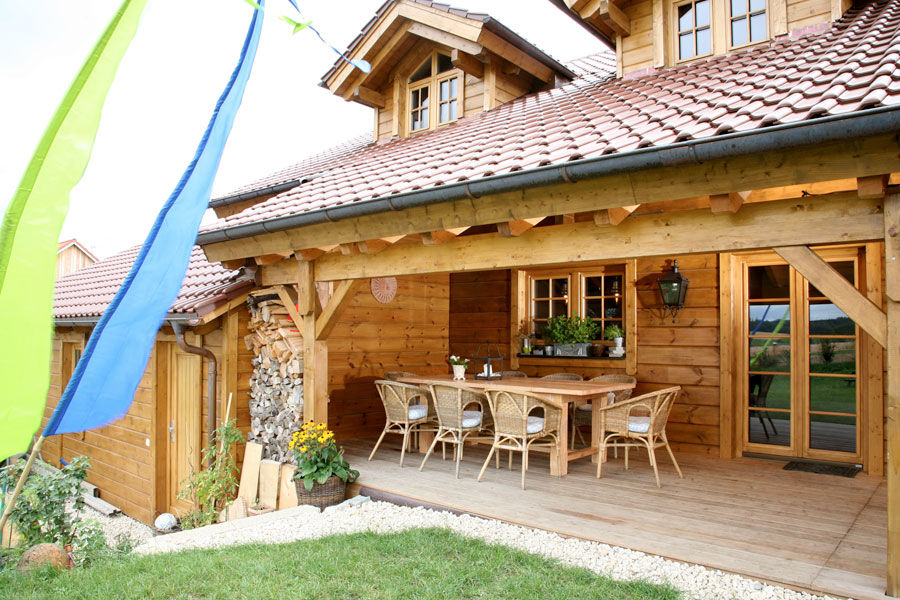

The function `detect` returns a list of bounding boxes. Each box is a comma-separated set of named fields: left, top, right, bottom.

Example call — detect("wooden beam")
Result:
left=510, top=269, right=526, bottom=369
left=651, top=0, right=664, bottom=67
left=423, top=227, right=469, bottom=245
left=274, top=285, right=304, bottom=331
left=885, top=193, right=900, bottom=596
left=601, top=1, right=631, bottom=36
left=203, top=134, right=900, bottom=262
left=858, top=174, right=889, bottom=200
left=450, top=48, right=483, bottom=78
left=864, top=242, right=884, bottom=477
left=578, top=0, right=604, bottom=19
left=221, top=258, right=247, bottom=270
left=339, top=243, right=361, bottom=256
left=315, top=279, right=362, bottom=340
left=297, top=245, right=338, bottom=261
left=406, top=22, right=483, bottom=56
left=295, top=260, right=316, bottom=316
left=297, top=261, right=329, bottom=424
left=350, top=86, right=386, bottom=109
left=773, top=245, right=886, bottom=347
left=255, top=253, right=291, bottom=266
left=197, top=292, right=250, bottom=324
left=270, top=193, right=886, bottom=282
left=477, top=29, right=554, bottom=82
left=831, top=0, right=852, bottom=20
left=608, top=204, right=640, bottom=225
left=498, top=217, right=542, bottom=237
left=709, top=191, right=750, bottom=214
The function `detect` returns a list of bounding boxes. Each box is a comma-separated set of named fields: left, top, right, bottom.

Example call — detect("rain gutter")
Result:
left=54, top=312, right=196, bottom=328
left=210, top=179, right=304, bottom=208
left=196, top=104, right=900, bottom=247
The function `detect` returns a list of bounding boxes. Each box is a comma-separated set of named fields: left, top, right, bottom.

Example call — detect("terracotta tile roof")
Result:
left=205, top=1, right=900, bottom=233
left=54, top=246, right=249, bottom=319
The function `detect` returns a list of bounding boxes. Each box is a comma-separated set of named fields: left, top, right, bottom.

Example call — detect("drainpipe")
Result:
left=171, top=321, right=217, bottom=466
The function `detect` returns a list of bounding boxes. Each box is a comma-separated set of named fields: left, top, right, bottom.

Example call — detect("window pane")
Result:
left=810, top=377, right=856, bottom=414
left=732, top=17, right=748, bottom=45
left=534, top=279, right=549, bottom=298
left=748, top=303, right=791, bottom=334
left=585, top=276, right=602, bottom=297
left=748, top=409, right=790, bottom=446
left=449, top=77, right=458, bottom=98
left=749, top=0, right=766, bottom=12
left=410, top=88, right=421, bottom=109
left=585, top=299, right=603, bottom=319
left=552, top=278, right=568, bottom=297
left=409, top=59, right=431, bottom=83
left=437, top=53, right=453, bottom=73
left=552, top=300, right=568, bottom=317
left=605, top=300, right=622, bottom=319
left=696, top=0, right=710, bottom=25
left=696, top=26, right=711, bottom=54
left=749, top=11, right=767, bottom=41
left=534, top=300, right=549, bottom=319
left=678, top=4, right=694, bottom=30
left=809, top=302, right=854, bottom=335
left=809, top=261, right=854, bottom=296
left=679, top=32, right=694, bottom=58
left=810, top=337, right=855, bottom=375
left=604, top=275, right=623, bottom=296
left=809, top=413, right=856, bottom=453
left=448, top=99, right=457, bottom=121
left=440, top=102, right=449, bottom=123
left=749, top=339, right=790, bottom=371
left=731, top=0, right=746, bottom=15
left=604, top=320, right=623, bottom=335
left=748, top=265, right=790, bottom=299
left=420, top=87, right=429, bottom=107
left=440, top=79, right=450, bottom=101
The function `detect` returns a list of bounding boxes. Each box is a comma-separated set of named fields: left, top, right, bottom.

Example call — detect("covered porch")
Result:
left=346, top=435, right=888, bottom=600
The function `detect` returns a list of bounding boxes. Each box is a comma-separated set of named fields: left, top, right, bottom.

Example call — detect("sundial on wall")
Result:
left=370, top=277, right=397, bottom=304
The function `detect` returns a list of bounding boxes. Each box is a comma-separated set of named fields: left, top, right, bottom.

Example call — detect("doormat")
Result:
left=783, top=461, right=861, bottom=478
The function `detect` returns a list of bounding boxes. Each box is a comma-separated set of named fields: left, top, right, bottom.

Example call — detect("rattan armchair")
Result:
left=541, top=372, right=583, bottom=381
left=478, top=389, right=561, bottom=489
left=571, top=374, right=637, bottom=448
left=501, top=370, right=528, bottom=378
left=370, top=380, right=435, bottom=467
left=419, top=382, right=491, bottom=478
left=595, top=386, right=683, bottom=487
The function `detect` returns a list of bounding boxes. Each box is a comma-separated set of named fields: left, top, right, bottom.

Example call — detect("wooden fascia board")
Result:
left=774, top=245, right=887, bottom=347
left=395, top=3, right=484, bottom=42
left=202, top=133, right=900, bottom=263
left=477, top=29, right=554, bottom=82
left=254, top=193, right=883, bottom=283
left=326, top=3, right=407, bottom=95
left=406, top=22, right=483, bottom=56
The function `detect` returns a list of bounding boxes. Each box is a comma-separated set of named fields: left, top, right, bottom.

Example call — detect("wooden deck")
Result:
left=345, top=437, right=888, bottom=600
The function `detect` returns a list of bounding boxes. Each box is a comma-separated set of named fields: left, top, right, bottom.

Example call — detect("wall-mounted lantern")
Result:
left=658, top=259, right=689, bottom=322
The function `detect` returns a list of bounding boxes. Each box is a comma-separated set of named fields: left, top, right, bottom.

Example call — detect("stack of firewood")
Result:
left=246, top=293, right=304, bottom=461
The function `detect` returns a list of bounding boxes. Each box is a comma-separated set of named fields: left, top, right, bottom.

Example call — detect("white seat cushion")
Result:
left=576, top=403, right=592, bottom=412
left=526, top=416, right=545, bottom=434
left=628, top=416, right=651, bottom=433
left=462, top=410, right=483, bottom=429
left=408, top=404, right=428, bottom=420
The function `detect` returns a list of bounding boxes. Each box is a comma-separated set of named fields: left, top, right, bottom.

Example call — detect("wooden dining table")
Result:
left=396, top=374, right=636, bottom=477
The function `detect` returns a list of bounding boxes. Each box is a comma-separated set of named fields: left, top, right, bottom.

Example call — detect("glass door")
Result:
left=741, top=251, right=860, bottom=462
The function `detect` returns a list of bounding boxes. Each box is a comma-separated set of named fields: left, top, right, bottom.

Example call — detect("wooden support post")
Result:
left=885, top=193, right=900, bottom=596
left=298, top=260, right=329, bottom=425
left=718, top=253, right=736, bottom=459
left=510, top=270, right=527, bottom=369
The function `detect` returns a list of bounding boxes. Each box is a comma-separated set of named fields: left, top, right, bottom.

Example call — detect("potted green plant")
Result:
left=604, top=323, right=625, bottom=354
left=544, top=314, right=600, bottom=356
left=290, top=422, right=359, bottom=510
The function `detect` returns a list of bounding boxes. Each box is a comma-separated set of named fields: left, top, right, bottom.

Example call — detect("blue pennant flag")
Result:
left=45, top=1, right=265, bottom=436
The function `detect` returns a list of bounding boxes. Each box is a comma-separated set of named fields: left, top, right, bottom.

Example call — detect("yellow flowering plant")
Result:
left=289, top=422, right=359, bottom=491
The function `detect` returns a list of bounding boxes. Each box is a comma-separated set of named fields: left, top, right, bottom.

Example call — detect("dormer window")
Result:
left=730, top=0, right=767, bottom=47
left=407, top=52, right=460, bottom=133
left=676, top=0, right=712, bottom=60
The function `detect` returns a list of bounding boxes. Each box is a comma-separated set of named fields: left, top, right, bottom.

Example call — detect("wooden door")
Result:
left=166, top=344, right=201, bottom=515
left=738, top=248, right=863, bottom=463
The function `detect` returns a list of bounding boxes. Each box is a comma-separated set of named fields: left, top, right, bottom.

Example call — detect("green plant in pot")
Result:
left=604, top=323, right=625, bottom=353
left=544, top=314, right=601, bottom=356
left=290, top=422, right=359, bottom=509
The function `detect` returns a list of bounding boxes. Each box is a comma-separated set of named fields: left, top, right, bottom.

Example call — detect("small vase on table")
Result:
left=452, top=364, right=466, bottom=381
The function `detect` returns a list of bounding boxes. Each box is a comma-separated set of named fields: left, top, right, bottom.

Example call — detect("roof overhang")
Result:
left=546, top=0, right=625, bottom=45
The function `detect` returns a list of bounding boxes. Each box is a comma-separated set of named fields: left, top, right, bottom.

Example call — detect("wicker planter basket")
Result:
left=294, top=476, right=347, bottom=509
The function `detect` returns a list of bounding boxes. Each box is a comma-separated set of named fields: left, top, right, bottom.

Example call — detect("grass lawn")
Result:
left=0, top=528, right=680, bottom=600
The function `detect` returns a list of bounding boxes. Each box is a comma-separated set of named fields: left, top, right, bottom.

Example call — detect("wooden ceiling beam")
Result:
left=709, top=191, right=750, bottom=214
left=579, top=0, right=630, bottom=36
left=423, top=227, right=470, bottom=245
left=858, top=174, right=890, bottom=199
left=297, top=245, right=337, bottom=261
left=255, top=252, right=292, bottom=266
left=451, top=48, right=483, bottom=78
left=498, top=218, right=543, bottom=237
left=407, top=22, right=483, bottom=56
left=339, top=243, right=361, bottom=256
left=221, top=258, right=248, bottom=270
left=477, top=29, right=554, bottom=82
left=594, top=204, right=640, bottom=225
left=349, top=86, right=386, bottom=109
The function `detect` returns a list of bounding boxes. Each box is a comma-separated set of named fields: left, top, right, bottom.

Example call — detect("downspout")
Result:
left=171, top=321, right=217, bottom=466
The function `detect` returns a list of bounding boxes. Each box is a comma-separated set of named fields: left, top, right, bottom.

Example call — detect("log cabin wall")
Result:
left=447, top=253, right=721, bottom=456
left=328, top=274, right=450, bottom=439
left=56, top=245, right=95, bottom=279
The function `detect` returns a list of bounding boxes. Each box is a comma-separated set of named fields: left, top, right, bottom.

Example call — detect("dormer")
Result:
left=555, top=0, right=853, bottom=76
left=321, top=0, right=576, bottom=141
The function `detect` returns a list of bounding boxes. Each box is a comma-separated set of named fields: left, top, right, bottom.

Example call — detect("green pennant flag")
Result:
left=0, top=0, right=148, bottom=461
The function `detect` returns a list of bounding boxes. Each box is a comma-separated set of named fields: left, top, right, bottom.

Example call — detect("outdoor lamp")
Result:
left=658, top=259, right=689, bottom=321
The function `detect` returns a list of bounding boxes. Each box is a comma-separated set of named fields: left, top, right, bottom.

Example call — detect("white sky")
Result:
left=0, top=0, right=606, bottom=259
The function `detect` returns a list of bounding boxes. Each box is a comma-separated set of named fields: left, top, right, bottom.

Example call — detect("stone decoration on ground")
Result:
left=17, top=543, right=70, bottom=571
left=135, top=499, right=839, bottom=600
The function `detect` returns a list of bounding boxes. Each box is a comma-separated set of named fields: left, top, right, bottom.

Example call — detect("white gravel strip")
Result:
left=133, top=498, right=841, bottom=600
left=77, top=504, right=154, bottom=550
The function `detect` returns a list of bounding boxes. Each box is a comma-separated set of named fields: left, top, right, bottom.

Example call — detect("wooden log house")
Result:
left=190, top=0, right=900, bottom=596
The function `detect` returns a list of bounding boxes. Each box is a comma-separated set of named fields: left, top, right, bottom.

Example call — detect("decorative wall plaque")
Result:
left=370, top=277, right=397, bottom=304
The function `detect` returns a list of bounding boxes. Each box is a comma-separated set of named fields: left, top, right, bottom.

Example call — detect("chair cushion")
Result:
left=628, top=416, right=651, bottom=433
left=526, top=416, right=545, bottom=434
left=462, top=410, right=483, bottom=429
left=408, top=404, right=428, bottom=420
left=576, top=403, right=592, bottom=412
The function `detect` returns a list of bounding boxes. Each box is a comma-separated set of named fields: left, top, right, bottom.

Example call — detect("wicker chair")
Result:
left=370, top=380, right=434, bottom=467
left=541, top=372, right=583, bottom=381
left=571, top=374, right=637, bottom=448
left=384, top=371, right=418, bottom=381
left=501, top=370, right=528, bottom=378
left=478, top=389, right=561, bottom=490
left=595, top=386, right=683, bottom=487
left=419, top=383, right=491, bottom=478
